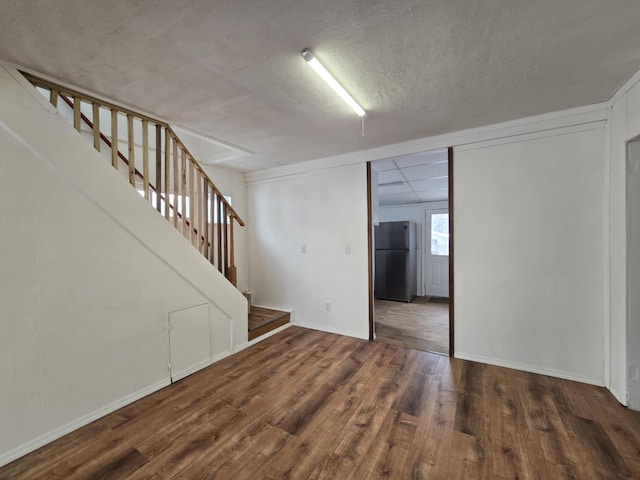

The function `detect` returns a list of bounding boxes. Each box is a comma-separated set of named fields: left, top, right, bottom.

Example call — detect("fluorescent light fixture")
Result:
left=301, top=48, right=366, bottom=117
left=379, top=181, right=405, bottom=187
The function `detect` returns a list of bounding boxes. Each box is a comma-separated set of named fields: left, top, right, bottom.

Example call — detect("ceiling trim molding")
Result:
left=454, top=121, right=605, bottom=153
left=246, top=101, right=609, bottom=185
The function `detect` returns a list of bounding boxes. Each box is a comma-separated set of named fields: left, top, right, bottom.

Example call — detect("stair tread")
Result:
left=248, top=307, right=290, bottom=331
left=248, top=307, right=291, bottom=340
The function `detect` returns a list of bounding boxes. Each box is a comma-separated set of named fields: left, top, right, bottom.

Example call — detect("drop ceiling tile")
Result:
left=378, top=183, right=412, bottom=195
left=372, top=159, right=399, bottom=171
left=417, top=188, right=449, bottom=202
left=393, top=150, right=448, bottom=168
left=378, top=169, right=405, bottom=184
left=378, top=192, right=420, bottom=206
left=401, top=162, right=448, bottom=180
left=409, top=177, right=449, bottom=192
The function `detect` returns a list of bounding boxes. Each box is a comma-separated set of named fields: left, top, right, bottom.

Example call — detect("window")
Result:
left=431, top=213, right=449, bottom=256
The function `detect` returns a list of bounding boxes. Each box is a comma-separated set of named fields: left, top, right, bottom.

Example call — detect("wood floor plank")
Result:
left=0, top=420, right=115, bottom=480
left=486, top=368, right=530, bottom=480
left=2, top=327, right=640, bottom=480
left=260, top=341, right=399, bottom=479
left=207, top=423, right=292, bottom=480
left=351, top=409, right=417, bottom=479
left=392, top=350, right=438, bottom=417
left=399, top=355, right=460, bottom=479
left=32, top=436, right=143, bottom=480
left=375, top=297, right=449, bottom=354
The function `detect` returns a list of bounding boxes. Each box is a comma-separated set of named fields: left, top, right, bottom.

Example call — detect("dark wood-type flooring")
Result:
left=2, top=327, right=640, bottom=479
left=248, top=306, right=290, bottom=340
left=375, top=296, right=449, bottom=355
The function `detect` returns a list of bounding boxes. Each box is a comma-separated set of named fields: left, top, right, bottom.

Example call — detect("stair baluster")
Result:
left=22, top=72, right=244, bottom=287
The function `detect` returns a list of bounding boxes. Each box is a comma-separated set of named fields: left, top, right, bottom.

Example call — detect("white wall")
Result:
left=246, top=102, right=610, bottom=388
left=378, top=201, right=448, bottom=296
left=247, top=164, right=369, bottom=339
left=610, top=69, right=640, bottom=405
left=0, top=66, right=247, bottom=466
left=454, top=127, right=606, bottom=384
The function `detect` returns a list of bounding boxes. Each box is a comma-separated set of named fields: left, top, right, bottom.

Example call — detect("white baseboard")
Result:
left=293, top=322, right=369, bottom=341
left=455, top=351, right=605, bottom=387
left=0, top=378, right=171, bottom=468
left=0, top=346, right=238, bottom=468
left=170, top=349, right=232, bottom=383
left=210, top=349, right=233, bottom=364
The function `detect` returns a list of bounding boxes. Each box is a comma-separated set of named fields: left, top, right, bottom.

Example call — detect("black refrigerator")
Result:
left=374, top=221, right=417, bottom=302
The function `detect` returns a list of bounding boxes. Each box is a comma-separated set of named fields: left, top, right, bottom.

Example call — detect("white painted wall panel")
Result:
left=248, top=123, right=608, bottom=385
left=609, top=73, right=640, bottom=405
left=455, top=128, right=606, bottom=383
left=247, top=165, right=369, bottom=339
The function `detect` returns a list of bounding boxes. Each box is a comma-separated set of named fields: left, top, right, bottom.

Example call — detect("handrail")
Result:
left=22, top=71, right=244, bottom=286
left=58, top=93, right=206, bottom=239
left=21, top=71, right=244, bottom=226
left=166, top=126, right=245, bottom=227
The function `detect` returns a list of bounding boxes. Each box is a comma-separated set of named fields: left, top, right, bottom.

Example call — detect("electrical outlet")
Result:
left=325, top=302, right=331, bottom=311
left=301, top=244, right=307, bottom=253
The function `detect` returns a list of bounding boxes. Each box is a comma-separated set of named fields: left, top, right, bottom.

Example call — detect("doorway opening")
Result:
left=367, top=147, right=454, bottom=356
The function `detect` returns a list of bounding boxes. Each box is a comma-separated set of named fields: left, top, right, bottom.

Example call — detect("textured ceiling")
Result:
left=1, top=1, right=640, bottom=171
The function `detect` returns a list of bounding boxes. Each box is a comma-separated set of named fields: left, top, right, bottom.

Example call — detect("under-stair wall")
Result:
left=0, top=66, right=247, bottom=466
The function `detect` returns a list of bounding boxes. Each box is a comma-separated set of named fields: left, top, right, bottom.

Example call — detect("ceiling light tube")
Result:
left=301, top=48, right=366, bottom=117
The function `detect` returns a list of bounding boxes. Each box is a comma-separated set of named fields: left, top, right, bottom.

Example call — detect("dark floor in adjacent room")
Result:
left=375, top=296, right=449, bottom=355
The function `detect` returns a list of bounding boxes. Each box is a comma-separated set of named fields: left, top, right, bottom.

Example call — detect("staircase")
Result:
left=21, top=71, right=293, bottom=342
left=248, top=307, right=291, bottom=340
left=244, top=292, right=291, bottom=339
left=22, top=71, right=244, bottom=286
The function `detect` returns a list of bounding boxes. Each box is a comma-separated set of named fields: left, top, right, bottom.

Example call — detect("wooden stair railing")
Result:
left=57, top=93, right=209, bottom=248
left=22, top=72, right=245, bottom=286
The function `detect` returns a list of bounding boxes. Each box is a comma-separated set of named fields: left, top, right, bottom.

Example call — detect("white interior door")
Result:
left=424, top=209, right=450, bottom=298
